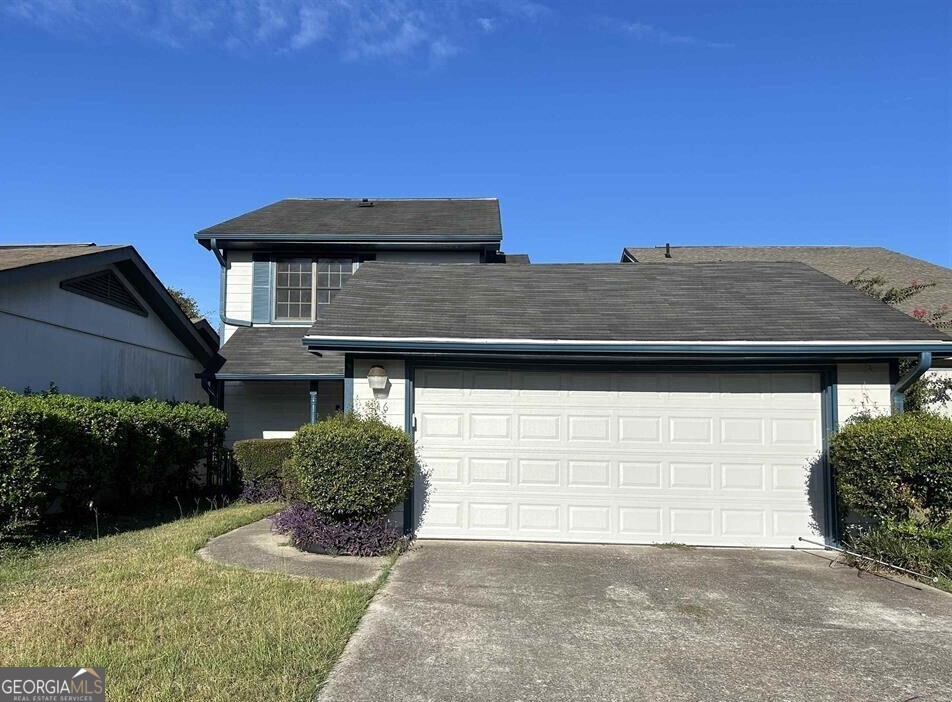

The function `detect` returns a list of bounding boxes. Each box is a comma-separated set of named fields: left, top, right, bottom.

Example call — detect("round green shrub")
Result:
left=831, top=412, right=952, bottom=526
left=289, top=413, right=416, bottom=520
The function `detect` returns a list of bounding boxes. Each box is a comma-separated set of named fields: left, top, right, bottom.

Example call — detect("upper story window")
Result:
left=317, top=259, right=354, bottom=314
left=273, top=258, right=354, bottom=322
left=275, top=258, right=313, bottom=321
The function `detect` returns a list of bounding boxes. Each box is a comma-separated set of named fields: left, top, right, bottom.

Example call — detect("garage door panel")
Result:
left=415, top=369, right=825, bottom=547
left=422, top=452, right=817, bottom=493
left=516, top=459, right=561, bottom=486
left=518, top=414, right=562, bottom=441
left=618, top=416, right=663, bottom=443
left=420, top=412, right=819, bottom=449
left=567, top=415, right=612, bottom=442
left=468, top=413, right=511, bottom=440
left=720, top=463, right=766, bottom=490
left=619, top=461, right=663, bottom=488
left=419, top=498, right=814, bottom=546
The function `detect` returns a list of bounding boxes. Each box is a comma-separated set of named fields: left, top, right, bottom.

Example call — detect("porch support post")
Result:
left=309, top=381, right=319, bottom=424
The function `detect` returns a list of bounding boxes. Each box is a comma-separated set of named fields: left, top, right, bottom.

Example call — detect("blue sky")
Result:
left=1, top=0, right=949, bottom=317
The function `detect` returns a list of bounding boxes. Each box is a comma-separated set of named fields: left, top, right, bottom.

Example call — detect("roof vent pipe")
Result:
left=664, top=243, right=671, bottom=258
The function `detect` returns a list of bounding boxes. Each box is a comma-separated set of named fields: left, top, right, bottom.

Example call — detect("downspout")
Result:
left=891, top=351, right=932, bottom=413
left=198, top=370, right=218, bottom=406
left=211, top=237, right=252, bottom=329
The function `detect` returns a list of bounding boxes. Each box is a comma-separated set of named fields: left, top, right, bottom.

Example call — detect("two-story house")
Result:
left=197, top=197, right=952, bottom=548
left=196, top=198, right=522, bottom=442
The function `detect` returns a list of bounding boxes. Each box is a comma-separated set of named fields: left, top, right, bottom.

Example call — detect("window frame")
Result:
left=315, top=258, right=356, bottom=316
left=271, top=256, right=358, bottom=323
left=273, top=258, right=315, bottom=322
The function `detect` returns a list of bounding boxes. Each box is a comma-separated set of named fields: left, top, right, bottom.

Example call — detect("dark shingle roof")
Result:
left=218, top=327, right=344, bottom=378
left=305, top=262, right=951, bottom=343
left=621, top=246, right=952, bottom=318
left=197, top=198, right=502, bottom=243
left=0, top=244, right=125, bottom=273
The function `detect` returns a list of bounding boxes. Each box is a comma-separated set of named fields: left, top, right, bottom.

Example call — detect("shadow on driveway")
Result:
left=318, top=540, right=952, bottom=702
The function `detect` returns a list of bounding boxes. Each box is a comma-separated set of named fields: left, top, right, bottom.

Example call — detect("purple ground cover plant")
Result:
left=271, top=501, right=401, bottom=557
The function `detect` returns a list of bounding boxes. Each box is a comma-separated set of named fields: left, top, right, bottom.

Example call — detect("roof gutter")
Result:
left=196, top=234, right=502, bottom=246
left=891, top=351, right=932, bottom=413
left=301, top=337, right=952, bottom=357
left=210, top=237, right=251, bottom=329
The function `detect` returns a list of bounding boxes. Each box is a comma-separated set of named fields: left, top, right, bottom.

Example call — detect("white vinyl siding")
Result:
left=835, top=363, right=891, bottom=421
left=412, top=368, right=826, bottom=548
left=352, top=358, right=406, bottom=429
left=222, top=251, right=253, bottom=344
left=925, top=368, right=952, bottom=417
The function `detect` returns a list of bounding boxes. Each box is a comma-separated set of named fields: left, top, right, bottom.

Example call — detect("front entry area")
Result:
left=412, top=367, right=827, bottom=547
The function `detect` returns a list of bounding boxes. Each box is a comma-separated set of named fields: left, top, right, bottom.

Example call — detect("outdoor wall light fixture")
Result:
left=367, top=365, right=389, bottom=391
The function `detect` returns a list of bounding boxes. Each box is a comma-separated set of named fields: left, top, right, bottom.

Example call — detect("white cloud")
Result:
left=2, top=0, right=551, bottom=62
left=605, top=18, right=732, bottom=49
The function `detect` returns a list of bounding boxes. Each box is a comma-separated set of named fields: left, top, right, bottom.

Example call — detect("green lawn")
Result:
left=0, top=503, right=384, bottom=701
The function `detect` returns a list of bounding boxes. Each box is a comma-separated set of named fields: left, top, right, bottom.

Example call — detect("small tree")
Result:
left=848, top=269, right=952, bottom=411
left=167, top=286, right=202, bottom=319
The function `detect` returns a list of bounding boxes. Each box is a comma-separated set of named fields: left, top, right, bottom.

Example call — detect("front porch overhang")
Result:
left=215, top=373, right=345, bottom=381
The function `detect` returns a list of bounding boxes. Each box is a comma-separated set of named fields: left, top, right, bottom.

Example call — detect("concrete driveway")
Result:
left=318, top=541, right=952, bottom=702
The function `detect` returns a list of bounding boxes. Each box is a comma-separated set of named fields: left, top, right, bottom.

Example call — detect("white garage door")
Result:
left=413, top=368, right=826, bottom=547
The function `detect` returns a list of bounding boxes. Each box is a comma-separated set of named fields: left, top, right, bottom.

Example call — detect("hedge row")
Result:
left=0, top=388, right=228, bottom=537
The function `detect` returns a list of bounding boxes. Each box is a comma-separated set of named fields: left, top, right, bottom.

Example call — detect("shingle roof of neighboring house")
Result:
left=0, top=244, right=125, bottom=272
left=620, top=246, right=952, bottom=319
left=196, top=198, right=502, bottom=245
left=0, top=243, right=220, bottom=366
left=304, top=262, right=952, bottom=345
left=217, top=327, right=344, bottom=378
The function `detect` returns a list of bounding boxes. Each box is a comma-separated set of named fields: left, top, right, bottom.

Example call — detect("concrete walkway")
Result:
left=318, top=540, right=952, bottom=702
left=198, top=517, right=386, bottom=583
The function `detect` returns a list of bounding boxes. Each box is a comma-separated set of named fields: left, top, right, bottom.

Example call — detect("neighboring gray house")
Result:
left=200, top=200, right=952, bottom=549
left=0, top=244, right=219, bottom=402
